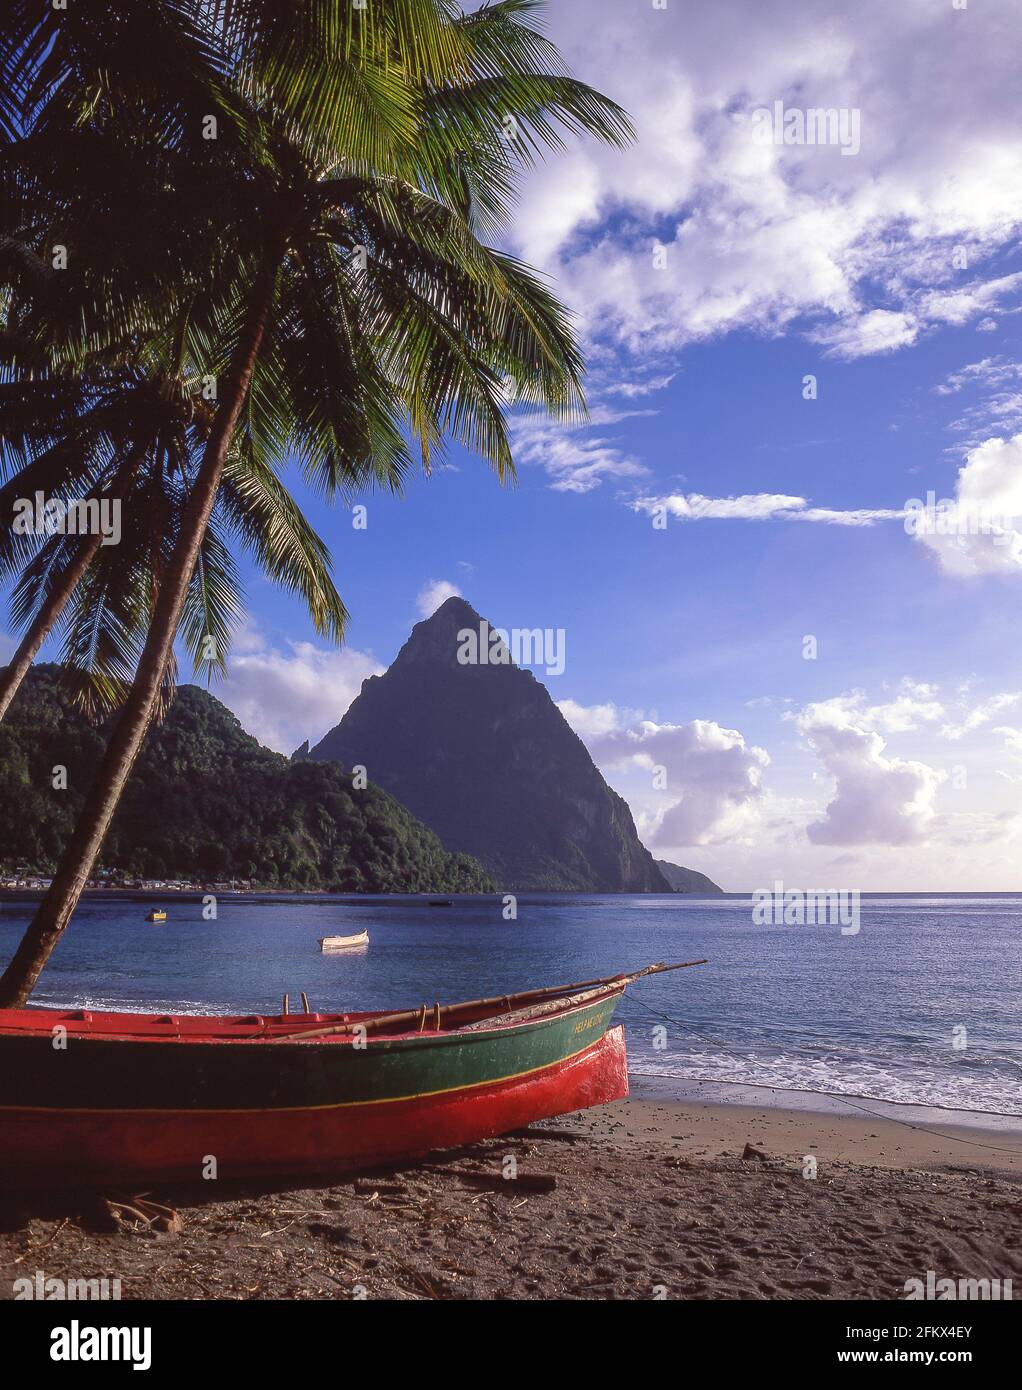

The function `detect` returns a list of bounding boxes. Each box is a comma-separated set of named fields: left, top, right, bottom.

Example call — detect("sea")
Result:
left=1, top=891, right=1019, bottom=1121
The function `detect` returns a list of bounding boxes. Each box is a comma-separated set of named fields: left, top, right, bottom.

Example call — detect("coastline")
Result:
left=566, top=1092, right=1022, bottom=1174
left=630, top=1072, right=1022, bottom=1130
left=3, top=1095, right=1018, bottom=1301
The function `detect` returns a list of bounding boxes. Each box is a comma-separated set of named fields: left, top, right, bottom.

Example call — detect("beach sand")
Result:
left=2, top=1095, right=1019, bottom=1301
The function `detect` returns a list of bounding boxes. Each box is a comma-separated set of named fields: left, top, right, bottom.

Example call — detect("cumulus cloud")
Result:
left=557, top=698, right=632, bottom=741
left=415, top=578, right=463, bottom=618
left=560, top=701, right=768, bottom=845
left=826, top=681, right=946, bottom=735
left=794, top=697, right=945, bottom=846
left=911, top=432, right=1022, bottom=575
left=217, top=629, right=382, bottom=754
left=512, top=1, right=1022, bottom=363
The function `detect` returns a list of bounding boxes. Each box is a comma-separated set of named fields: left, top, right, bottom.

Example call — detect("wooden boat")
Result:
left=146, top=910, right=167, bottom=923
left=318, top=929, right=369, bottom=951
left=0, top=961, right=704, bottom=1189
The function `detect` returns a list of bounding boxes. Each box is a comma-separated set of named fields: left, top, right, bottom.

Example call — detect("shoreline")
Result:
left=568, top=1093, right=1022, bottom=1176
left=630, top=1072, right=1022, bottom=1130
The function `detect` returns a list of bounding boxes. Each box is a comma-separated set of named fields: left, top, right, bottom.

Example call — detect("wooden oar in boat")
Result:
left=263, top=959, right=708, bottom=1043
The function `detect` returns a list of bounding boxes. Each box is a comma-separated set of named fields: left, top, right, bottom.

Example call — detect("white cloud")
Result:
left=912, top=432, right=1022, bottom=575
left=512, top=0, right=1022, bottom=363
left=562, top=700, right=769, bottom=845
left=994, top=726, right=1022, bottom=756
left=811, top=309, right=919, bottom=360
left=415, top=578, right=463, bottom=618
left=560, top=682, right=1022, bottom=882
left=605, top=373, right=677, bottom=399
left=557, top=698, right=632, bottom=740
left=788, top=682, right=945, bottom=739
left=940, top=692, right=1020, bottom=740
left=794, top=698, right=945, bottom=846
left=632, top=491, right=904, bottom=526
left=935, top=356, right=1021, bottom=397
left=217, top=630, right=382, bottom=754
left=918, top=273, right=1022, bottom=328
left=858, top=681, right=946, bottom=734
left=509, top=412, right=649, bottom=493
left=936, top=357, right=1022, bottom=442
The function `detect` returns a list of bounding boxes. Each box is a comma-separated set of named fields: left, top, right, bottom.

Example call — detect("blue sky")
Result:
left=8, top=0, right=1022, bottom=888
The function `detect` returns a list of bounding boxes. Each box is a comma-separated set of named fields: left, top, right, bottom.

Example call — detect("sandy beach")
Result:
left=3, top=1093, right=1019, bottom=1301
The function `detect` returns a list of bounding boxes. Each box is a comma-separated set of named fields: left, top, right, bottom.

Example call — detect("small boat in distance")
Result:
left=0, top=960, right=705, bottom=1188
left=145, top=910, right=167, bottom=923
left=318, top=929, right=369, bottom=951
left=428, top=899, right=453, bottom=907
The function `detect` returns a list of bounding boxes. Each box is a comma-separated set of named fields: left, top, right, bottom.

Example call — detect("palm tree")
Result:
left=0, top=335, right=347, bottom=721
left=0, top=0, right=472, bottom=721
left=0, top=0, right=633, bottom=1005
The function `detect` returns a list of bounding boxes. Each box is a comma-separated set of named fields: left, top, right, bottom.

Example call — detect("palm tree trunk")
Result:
left=0, top=450, right=147, bottom=724
left=0, top=534, right=105, bottom=722
left=0, top=255, right=278, bottom=1007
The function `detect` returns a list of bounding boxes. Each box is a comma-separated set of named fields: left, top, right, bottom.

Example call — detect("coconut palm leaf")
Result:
left=220, top=443, right=348, bottom=643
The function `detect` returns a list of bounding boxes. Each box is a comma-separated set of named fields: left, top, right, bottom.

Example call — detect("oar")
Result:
left=259, top=958, right=708, bottom=1044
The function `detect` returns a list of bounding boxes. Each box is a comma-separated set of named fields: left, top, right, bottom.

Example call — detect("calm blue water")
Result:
left=1, top=892, right=1019, bottom=1116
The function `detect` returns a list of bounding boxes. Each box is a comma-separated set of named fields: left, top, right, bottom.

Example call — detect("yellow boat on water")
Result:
left=146, top=910, right=167, bottom=923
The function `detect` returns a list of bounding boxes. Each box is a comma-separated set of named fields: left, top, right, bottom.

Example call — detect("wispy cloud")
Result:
left=935, top=356, right=1022, bottom=443
left=941, top=693, right=1020, bottom=741
left=604, top=373, right=677, bottom=399
left=509, top=412, right=650, bottom=493
left=630, top=491, right=904, bottom=526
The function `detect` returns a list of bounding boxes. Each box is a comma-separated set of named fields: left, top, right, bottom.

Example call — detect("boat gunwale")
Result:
left=0, top=983, right=625, bottom=1050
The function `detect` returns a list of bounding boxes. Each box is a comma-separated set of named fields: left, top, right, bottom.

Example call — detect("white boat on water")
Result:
left=318, top=930, right=369, bottom=952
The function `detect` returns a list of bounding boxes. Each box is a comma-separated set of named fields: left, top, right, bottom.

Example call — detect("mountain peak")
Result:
left=424, top=594, right=481, bottom=625
left=310, top=606, right=669, bottom=892
left=399, top=595, right=495, bottom=667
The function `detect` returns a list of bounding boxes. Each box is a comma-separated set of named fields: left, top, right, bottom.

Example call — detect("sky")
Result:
left=9, top=0, right=1022, bottom=890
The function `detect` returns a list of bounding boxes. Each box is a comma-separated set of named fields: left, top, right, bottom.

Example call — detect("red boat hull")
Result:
left=1, top=1025, right=628, bottom=1188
